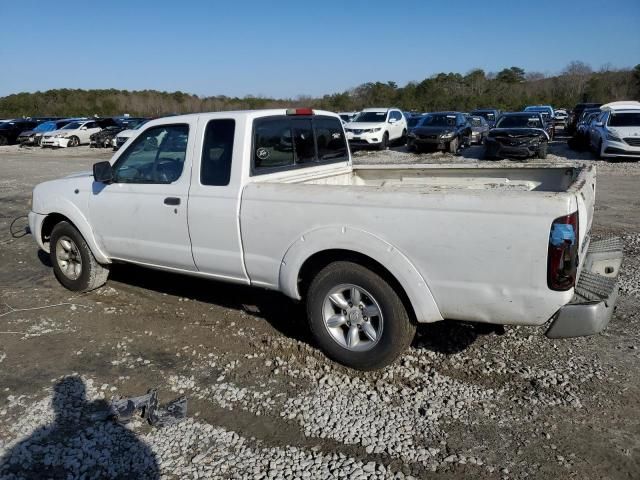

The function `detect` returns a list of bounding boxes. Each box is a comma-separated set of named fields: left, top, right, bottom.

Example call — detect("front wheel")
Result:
left=448, top=137, right=459, bottom=154
left=378, top=132, right=389, bottom=151
left=68, top=136, right=80, bottom=147
left=306, top=261, right=416, bottom=370
left=536, top=142, right=548, bottom=159
left=50, top=221, right=109, bottom=292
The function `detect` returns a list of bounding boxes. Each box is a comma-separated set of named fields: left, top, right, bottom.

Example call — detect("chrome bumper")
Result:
left=546, top=237, right=623, bottom=338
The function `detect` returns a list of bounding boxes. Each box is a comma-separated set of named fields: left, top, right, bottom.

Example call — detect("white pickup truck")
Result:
left=29, top=108, right=623, bottom=370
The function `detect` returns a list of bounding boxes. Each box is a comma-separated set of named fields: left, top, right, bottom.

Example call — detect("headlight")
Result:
left=440, top=132, right=454, bottom=138
left=372, top=127, right=382, bottom=132
left=55, top=134, right=67, bottom=138
left=606, top=132, right=622, bottom=142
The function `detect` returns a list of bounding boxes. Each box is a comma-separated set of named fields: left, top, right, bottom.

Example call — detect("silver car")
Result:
left=469, top=116, right=490, bottom=144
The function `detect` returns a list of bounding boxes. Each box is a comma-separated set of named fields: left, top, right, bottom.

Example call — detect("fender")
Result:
left=37, top=196, right=110, bottom=264
left=279, top=226, right=443, bottom=323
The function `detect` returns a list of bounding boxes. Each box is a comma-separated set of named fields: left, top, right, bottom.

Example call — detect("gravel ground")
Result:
left=0, top=135, right=639, bottom=479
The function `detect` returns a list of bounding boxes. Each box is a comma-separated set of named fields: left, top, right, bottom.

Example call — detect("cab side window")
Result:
left=389, top=111, right=402, bottom=122
left=201, top=119, right=235, bottom=186
left=113, top=124, right=189, bottom=184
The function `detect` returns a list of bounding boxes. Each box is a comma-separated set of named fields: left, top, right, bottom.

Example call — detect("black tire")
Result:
left=0, top=135, right=7, bottom=146
left=378, top=132, right=389, bottom=151
left=306, top=261, right=416, bottom=370
left=50, top=221, right=109, bottom=292
left=596, top=140, right=604, bottom=160
left=448, top=137, right=459, bottom=154
left=400, top=129, right=407, bottom=145
left=68, top=136, right=80, bottom=147
left=536, top=142, right=548, bottom=159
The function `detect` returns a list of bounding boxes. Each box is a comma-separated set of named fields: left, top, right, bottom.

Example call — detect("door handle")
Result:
left=164, top=197, right=181, bottom=206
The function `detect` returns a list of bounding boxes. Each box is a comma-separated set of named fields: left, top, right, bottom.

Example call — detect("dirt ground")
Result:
left=0, top=134, right=639, bottom=479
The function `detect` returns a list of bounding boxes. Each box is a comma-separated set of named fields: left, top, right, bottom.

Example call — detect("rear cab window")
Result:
left=252, top=115, right=348, bottom=175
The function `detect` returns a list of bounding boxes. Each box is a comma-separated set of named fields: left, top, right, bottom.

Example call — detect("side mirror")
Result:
left=388, top=118, right=397, bottom=124
left=93, top=161, right=114, bottom=184
left=594, top=121, right=603, bottom=127
left=80, top=126, right=87, bottom=130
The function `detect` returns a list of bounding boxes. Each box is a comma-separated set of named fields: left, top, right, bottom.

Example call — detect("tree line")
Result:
left=1, top=62, right=638, bottom=118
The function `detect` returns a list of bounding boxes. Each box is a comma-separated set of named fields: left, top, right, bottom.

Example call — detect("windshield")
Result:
left=496, top=115, right=543, bottom=129
left=353, top=111, right=387, bottom=123
left=471, top=111, right=495, bottom=121
left=34, top=122, right=55, bottom=132
left=525, top=107, right=552, bottom=115
left=421, top=114, right=457, bottom=127
left=608, top=112, right=640, bottom=127
left=407, top=116, right=423, bottom=128
left=62, top=122, right=82, bottom=130
left=470, top=117, right=485, bottom=127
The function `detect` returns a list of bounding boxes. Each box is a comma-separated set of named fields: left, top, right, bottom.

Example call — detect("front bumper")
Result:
left=41, top=137, right=70, bottom=148
left=486, top=139, right=540, bottom=158
left=546, top=237, right=623, bottom=338
left=346, top=132, right=383, bottom=146
left=28, top=211, right=48, bottom=252
left=600, top=139, right=640, bottom=158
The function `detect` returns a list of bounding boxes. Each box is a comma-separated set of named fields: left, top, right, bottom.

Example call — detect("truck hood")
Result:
left=65, top=170, right=93, bottom=179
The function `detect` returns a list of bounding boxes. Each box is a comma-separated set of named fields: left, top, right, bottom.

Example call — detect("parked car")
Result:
left=554, top=109, right=569, bottom=127
left=588, top=101, right=640, bottom=159
left=18, top=118, right=83, bottom=146
left=484, top=112, right=549, bottom=159
left=28, top=108, right=622, bottom=369
left=344, top=108, right=407, bottom=150
left=41, top=118, right=117, bottom=148
left=406, top=112, right=471, bottom=153
left=567, top=102, right=602, bottom=135
left=90, top=126, right=126, bottom=148
left=469, top=109, right=501, bottom=128
left=113, top=119, right=151, bottom=150
left=0, top=119, right=40, bottom=145
left=567, top=109, right=601, bottom=150
left=338, top=112, right=358, bottom=123
left=468, top=115, right=490, bottom=144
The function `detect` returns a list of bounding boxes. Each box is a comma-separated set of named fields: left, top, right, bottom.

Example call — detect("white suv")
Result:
left=344, top=108, right=407, bottom=150
left=589, top=101, right=640, bottom=159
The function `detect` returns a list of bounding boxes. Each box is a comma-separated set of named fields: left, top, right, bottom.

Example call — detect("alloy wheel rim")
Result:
left=322, top=284, right=384, bottom=352
left=55, top=235, right=82, bottom=280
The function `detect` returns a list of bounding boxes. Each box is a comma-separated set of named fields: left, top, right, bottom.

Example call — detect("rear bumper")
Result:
left=546, top=237, right=623, bottom=338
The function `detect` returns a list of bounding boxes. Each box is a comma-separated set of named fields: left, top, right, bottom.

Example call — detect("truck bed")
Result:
left=241, top=162, right=595, bottom=326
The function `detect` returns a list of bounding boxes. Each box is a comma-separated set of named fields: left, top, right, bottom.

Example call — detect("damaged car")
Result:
left=483, top=112, right=549, bottom=159
left=406, top=112, right=471, bottom=153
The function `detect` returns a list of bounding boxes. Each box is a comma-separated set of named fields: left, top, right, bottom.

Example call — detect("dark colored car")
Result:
left=0, top=119, right=40, bottom=145
left=567, top=108, right=602, bottom=150
left=17, top=118, right=80, bottom=146
left=469, top=109, right=501, bottom=128
left=90, top=125, right=126, bottom=148
left=406, top=112, right=471, bottom=154
left=468, top=116, right=490, bottom=144
left=484, top=112, right=549, bottom=159
left=567, top=103, right=602, bottom=135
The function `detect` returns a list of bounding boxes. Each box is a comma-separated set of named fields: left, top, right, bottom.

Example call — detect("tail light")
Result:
left=547, top=211, right=579, bottom=291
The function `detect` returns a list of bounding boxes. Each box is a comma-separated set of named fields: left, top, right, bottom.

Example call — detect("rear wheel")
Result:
left=306, top=261, right=416, bottom=370
left=50, top=221, right=109, bottom=292
left=0, top=135, right=7, bottom=146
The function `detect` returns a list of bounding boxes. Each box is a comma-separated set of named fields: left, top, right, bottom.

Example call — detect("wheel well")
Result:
left=41, top=213, right=72, bottom=247
left=297, top=249, right=416, bottom=322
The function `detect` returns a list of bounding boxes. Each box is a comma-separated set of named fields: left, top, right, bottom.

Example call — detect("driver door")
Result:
left=89, top=122, right=197, bottom=271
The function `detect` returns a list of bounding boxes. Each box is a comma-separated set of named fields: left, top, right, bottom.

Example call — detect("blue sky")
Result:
left=0, top=0, right=638, bottom=98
